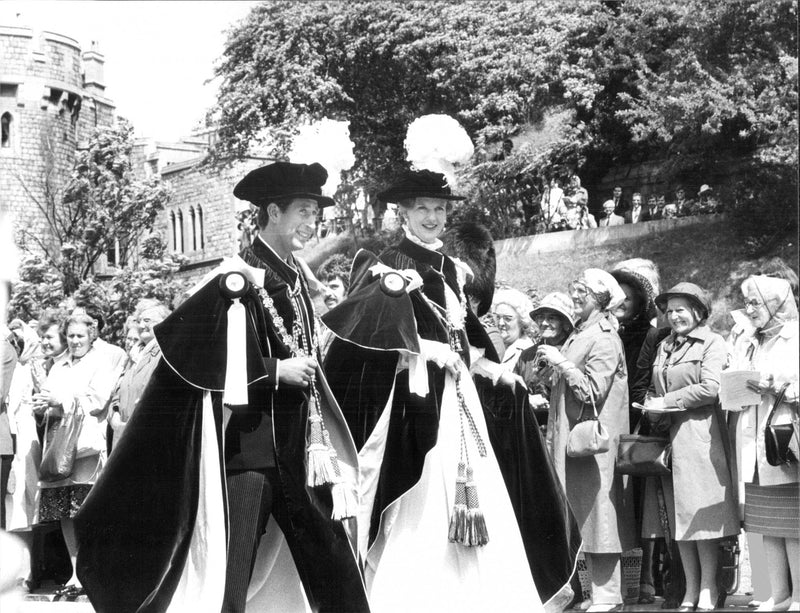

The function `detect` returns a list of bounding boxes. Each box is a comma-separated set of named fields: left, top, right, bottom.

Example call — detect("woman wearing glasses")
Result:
left=471, top=288, right=534, bottom=387
left=728, top=275, right=799, bottom=612
left=536, top=269, right=632, bottom=612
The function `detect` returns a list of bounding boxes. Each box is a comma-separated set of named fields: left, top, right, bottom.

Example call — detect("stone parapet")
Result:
left=495, top=214, right=727, bottom=257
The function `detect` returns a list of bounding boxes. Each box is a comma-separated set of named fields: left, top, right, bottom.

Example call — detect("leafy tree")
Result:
left=595, top=0, right=797, bottom=170
left=17, top=119, right=171, bottom=294
left=212, top=0, right=797, bottom=240
left=8, top=235, right=189, bottom=344
left=7, top=255, right=65, bottom=322
left=211, top=1, right=595, bottom=193
left=103, top=234, right=189, bottom=344
left=9, top=120, right=186, bottom=342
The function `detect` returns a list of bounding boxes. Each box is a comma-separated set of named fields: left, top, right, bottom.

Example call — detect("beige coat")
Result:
left=729, top=320, right=799, bottom=486
left=547, top=311, right=633, bottom=553
left=651, top=325, right=739, bottom=540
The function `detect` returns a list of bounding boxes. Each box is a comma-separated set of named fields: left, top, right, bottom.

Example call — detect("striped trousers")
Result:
left=222, top=468, right=278, bottom=613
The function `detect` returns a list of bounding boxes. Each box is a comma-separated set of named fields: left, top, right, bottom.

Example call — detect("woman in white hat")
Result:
left=514, top=292, right=575, bottom=423
left=536, top=269, right=633, bottom=612
left=323, top=170, right=557, bottom=611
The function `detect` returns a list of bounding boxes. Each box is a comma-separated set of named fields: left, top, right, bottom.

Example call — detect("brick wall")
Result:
left=159, top=158, right=269, bottom=275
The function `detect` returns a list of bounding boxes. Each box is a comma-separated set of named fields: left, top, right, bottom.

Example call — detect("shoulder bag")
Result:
left=39, top=408, right=84, bottom=482
left=765, top=382, right=799, bottom=466
left=615, top=419, right=672, bottom=476
left=566, top=387, right=610, bottom=457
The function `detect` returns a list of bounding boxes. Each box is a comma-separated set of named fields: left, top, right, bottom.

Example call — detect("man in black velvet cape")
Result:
left=74, top=162, right=369, bottom=613
left=322, top=170, right=580, bottom=610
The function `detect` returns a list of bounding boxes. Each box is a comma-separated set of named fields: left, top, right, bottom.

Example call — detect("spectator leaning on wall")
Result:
left=625, top=192, right=644, bottom=224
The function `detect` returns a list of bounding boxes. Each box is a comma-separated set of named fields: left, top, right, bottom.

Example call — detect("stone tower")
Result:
left=0, top=23, right=115, bottom=261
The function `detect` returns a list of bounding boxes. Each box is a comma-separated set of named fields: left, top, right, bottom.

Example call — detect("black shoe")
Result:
left=64, top=586, right=86, bottom=602
left=53, top=584, right=84, bottom=601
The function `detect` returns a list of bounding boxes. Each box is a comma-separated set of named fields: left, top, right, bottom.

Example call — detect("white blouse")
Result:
left=43, top=345, right=121, bottom=459
left=728, top=320, right=799, bottom=486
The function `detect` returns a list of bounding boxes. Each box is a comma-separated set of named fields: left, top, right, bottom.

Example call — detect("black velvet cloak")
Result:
left=74, top=268, right=369, bottom=613
left=323, top=240, right=580, bottom=605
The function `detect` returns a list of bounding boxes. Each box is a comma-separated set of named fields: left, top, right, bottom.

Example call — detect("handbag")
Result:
left=615, top=420, right=672, bottom=476
left=566, top=388, right=610, bottom=457
left=39, top=409, right=85, bottom=482
left=765, top=382, right=799, bottom=467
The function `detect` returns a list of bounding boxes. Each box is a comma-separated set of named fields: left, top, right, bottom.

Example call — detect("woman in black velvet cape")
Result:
left=322, top=170, right=580, bottom=611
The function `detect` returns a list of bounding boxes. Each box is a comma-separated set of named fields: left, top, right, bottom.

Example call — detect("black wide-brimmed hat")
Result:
left=377, top=169, right=466, bottom=203
left=655, top=282, right=712, bottom=320
left=233, top=162, right=335, bottom=208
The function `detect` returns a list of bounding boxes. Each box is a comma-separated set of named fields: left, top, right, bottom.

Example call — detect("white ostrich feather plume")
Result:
left=404, top=114, right=474, bottom=188
left=289, top=118, right=356, bottom=197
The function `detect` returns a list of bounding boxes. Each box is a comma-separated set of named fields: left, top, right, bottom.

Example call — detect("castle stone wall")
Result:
left=0, top=24, right=115, bottom=262
left=159, top=157, right=271, bottom=278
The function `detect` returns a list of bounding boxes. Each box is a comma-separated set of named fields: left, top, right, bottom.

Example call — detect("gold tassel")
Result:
left=330, top=480, right=358, bottom=521
left=306, top=412, right=335, bottom=487
left=465, top=465, right=489, bottom=547
left=448, top=462, right=468, bottom=544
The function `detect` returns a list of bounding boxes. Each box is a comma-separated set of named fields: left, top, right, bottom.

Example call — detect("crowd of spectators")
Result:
left=1, top=243, right=796, bottom=611
left=0, top=298, right=171, bottom=598
left=313, top=241, right=798, bottom=609
left=479, top=257, right=799, bottom=612
left=535, top=177, right=724, bottom=234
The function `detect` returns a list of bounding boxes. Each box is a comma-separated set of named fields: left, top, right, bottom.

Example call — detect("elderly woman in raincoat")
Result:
left=537, top=269, right=633, bottom=613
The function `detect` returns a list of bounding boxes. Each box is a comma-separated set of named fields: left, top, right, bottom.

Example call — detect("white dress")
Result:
left=359, top=281, right=543, bottom=613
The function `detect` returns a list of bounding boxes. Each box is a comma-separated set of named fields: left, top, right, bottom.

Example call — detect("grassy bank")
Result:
left=495, top=219, right=798, bottom=336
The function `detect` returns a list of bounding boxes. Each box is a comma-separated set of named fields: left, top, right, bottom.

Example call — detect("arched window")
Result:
left=170, top=211, right=177, bottom=251
left=1, top=112, right=12, bottom=148
left=177, top=210, right=185, bottom=253
left=106, top=237, right=121, bottom=268
left=189, top=206, right=197, bottom=251
left=197, top=205, right=205, bottom=249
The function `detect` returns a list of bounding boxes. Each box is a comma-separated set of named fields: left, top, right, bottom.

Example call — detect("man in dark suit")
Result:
left=642, top=194, right=662, bottom=222
left=624, top=192, right=644, bottom=224
left=612, top=184, right=626, bottom=214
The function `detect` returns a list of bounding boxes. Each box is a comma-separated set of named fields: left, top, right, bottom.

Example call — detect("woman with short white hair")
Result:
left=471, top=288, right=534, bottom=387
